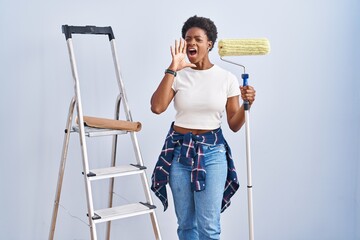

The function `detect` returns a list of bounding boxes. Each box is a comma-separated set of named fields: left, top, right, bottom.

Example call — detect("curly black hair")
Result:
left=181, top=15, right=218, bottom=51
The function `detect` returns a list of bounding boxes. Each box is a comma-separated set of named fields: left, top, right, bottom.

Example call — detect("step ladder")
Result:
left=49, top=25, right=161, bottom=240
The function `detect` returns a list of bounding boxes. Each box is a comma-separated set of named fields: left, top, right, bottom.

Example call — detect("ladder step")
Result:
left=71, top=126, right=127, bottom=137
left=87, top=164, right=146, bottom=181
left=93, top=202, right=156, bottom=223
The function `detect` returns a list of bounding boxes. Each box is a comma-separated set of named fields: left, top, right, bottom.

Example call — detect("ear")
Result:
left=208, top=41, right=213, bottom=50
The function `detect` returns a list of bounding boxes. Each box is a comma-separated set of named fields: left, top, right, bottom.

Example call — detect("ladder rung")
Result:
left=87, top=164, right=146, bottom=181
left=93, top=202, right=156, bottom=223
left=71, top=126, right=127, bottom=137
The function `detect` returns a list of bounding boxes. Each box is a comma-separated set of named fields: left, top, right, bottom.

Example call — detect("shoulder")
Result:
left=176, top=67, right=194, bottom=79
left=212, top=65, right=237, bottom=80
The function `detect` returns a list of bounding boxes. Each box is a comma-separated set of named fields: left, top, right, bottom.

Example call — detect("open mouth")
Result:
left=188, top=48, right=197, bottom=56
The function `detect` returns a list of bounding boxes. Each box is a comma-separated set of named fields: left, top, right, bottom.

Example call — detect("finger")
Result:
left=245, top=93, right=255, bottom=99
left=175, top=39, right=179, bottom=54
left=240, top=90, right=247, bottom=96
left=185, top=63, right=197, bottom=68
left=245, top=94, right=255, bottom=103
left=246, top=91, right=255, bottom=96
left=240, top=86, right=245, bottom=93
left=245, top=92, right=256, bottom=98
left=242, top=92, right=255, bottom=98
left=243, top=85, right=254, bottom=90
left=179, top=38, right=183, bottom=53
left=180, top=39, right=186, bottom=53
left=245, top=87, right=255, bottom=94
left=170, top=45, right=175, bottom=57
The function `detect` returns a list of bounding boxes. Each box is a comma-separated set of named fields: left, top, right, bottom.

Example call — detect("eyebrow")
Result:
left=185, top=35, right=205, bottom=39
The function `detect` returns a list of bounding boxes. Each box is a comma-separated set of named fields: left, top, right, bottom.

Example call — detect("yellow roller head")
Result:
left=218, top=38, right=270, bottom=57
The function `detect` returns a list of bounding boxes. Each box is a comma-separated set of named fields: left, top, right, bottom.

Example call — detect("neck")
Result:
left=192, top=57, right=213, bottom=70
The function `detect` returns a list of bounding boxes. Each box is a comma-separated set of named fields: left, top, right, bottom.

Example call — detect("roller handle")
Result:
left=62, top=25, right=115, bottom=41
left=242, top=73, right=250, bottom=111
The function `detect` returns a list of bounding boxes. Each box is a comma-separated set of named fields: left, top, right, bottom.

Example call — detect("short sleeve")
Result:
left=227, top=73, right=240, bottom=97
left=171, top=76, right=178, bottom=92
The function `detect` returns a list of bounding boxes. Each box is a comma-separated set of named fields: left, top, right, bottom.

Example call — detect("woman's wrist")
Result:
left=168, top=61, right=179, bottom=72
left=165, top=68, right=177, bottom=77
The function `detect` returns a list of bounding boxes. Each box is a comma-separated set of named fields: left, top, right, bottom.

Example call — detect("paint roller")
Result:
left=218, top=38, right=270, bottom=240
left=219, top=38, right=270, bottom=57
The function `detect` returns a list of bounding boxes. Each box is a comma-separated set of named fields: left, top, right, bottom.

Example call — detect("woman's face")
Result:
left=184, top=27, right=212, bottom=64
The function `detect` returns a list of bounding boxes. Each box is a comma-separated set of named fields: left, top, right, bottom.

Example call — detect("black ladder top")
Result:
left=62, top=25, right=115, bottom=41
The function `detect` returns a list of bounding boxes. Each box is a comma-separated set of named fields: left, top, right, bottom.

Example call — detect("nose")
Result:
left=187, top=39, right=196, bottom=46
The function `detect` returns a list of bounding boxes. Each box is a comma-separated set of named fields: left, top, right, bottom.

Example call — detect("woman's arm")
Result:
left=150, top=74, right=176, bottom=114
left=150, top=39, right=196, bottom=114
left=226, top=86, right=256, bottom=132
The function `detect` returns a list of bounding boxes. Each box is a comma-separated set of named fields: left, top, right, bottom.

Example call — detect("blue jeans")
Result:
left=169, top=143, right=228, bottom=240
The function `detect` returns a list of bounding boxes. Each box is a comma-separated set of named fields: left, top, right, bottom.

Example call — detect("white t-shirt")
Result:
left=172, top=64, right=240, bottom=130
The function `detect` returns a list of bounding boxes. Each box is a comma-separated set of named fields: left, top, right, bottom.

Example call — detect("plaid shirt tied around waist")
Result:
left=151, top=122, right=239, bottom=212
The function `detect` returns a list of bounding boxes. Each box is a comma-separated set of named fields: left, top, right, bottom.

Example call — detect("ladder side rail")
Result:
left=105, top=94, right=122, bottom=240
left=49, top=97, right=76, bottom=240
left=133, top=131, right=163, bottom=240
left=109, top=38, right=153, bottom=201
left=110, top=38, right=162, bottom=240
left=109, top=39, right=145, bottom=167
left=66, top=38, right=98, bottom=240
left=149, top=212, right=162, bottom=240
left=130, top=132, right=151, bottom=197
left=110, top=40, right=133, bottom=122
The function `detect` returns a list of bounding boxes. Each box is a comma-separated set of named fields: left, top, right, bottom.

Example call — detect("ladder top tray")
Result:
left=71, top=126, right=127, bottom=137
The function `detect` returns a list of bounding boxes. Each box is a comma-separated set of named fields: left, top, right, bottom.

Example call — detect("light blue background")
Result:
left=0, top=0, right=359, bottom=239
